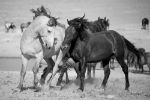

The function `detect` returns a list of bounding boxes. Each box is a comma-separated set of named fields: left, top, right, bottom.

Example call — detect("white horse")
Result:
left=18, top=15, right=65, bottom=91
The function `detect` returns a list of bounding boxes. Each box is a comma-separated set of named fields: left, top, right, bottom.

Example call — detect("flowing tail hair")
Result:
left=123, top=37, right=140, bottom=63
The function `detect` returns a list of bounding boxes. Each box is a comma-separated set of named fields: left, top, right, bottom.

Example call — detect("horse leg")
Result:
left=65, top=69, right=69, bottom=84
left=40, top=58, right=54, bottom=85
left=17, top=55, right=28, bottom=91
left=101, top=59, right=110, bottom=89
left=87, top=64, right=91, bottom=79
left=33, top=54, right=43, bottom=88
left=93, top=64, right=96, bottom=78
left=56, top=67, right=66, bottom=86
left=147, top=64, right=150, bottom=72
left=47, top=50, right=64, bottom=88
left=74, top=63, right=80, bottom=79
left=139, top=63, right=144, bottom=72
left=79, top=58, right=86, bottom=91
left=116, top=58, right=130, bottom=90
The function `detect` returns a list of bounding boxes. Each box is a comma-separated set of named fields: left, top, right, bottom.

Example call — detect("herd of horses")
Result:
left=4, top=6, right=150, bottom=92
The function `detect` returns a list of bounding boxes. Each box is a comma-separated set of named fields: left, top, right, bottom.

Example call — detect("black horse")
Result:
left=60, top=16, right=140, bottom=91
left=142, top=18, right=149, bottom=29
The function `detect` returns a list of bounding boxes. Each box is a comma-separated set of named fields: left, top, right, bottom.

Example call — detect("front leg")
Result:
left=79, top=58, right=86, bottom=91
left=40, top=58, right=54, bottom=85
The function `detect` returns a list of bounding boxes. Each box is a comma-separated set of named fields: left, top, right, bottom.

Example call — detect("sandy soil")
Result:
left=0, top=68, right=150, bottom=100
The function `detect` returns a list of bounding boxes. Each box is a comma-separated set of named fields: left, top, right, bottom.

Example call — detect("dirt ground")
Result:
left=0, top=67, right=150, bottom=100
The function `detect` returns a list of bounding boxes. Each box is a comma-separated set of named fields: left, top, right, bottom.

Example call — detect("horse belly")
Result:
left=87, top=41, right=113, bottom=62
left=88, top=49, right=112, bottom=62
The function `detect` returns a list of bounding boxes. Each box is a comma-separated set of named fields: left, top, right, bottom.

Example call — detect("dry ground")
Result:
left=0, top=67, right=150, bottom=100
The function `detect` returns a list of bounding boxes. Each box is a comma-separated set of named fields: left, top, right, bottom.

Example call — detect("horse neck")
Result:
left=69, top=34, right=79, bottom=55
left=78, top=27, right=92, bottom=41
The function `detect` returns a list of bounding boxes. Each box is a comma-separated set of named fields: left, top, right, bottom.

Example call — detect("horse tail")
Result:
left=123, top=37, right=140, bottom=63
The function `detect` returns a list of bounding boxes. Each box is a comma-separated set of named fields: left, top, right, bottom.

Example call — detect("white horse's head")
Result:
left=38, top=25, right=55, bottom=49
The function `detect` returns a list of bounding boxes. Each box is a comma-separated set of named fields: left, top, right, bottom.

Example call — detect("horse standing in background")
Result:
left=142, top=18, right=149, bottom=29
left=5, top=22, right=16, bottom=32
left=20, top=22, right=31, bottom=32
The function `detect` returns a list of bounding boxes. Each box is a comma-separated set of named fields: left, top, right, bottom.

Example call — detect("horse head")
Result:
left=67, top=14, right=85, bottom=28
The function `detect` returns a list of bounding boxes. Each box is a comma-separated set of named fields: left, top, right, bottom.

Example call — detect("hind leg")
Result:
left=101, top=59, right=110, bottom=89
left=65, top=69, right=69, bottom=84
left=116, top=57, right=130, bottom=90
left=17, top=55, right=28, bottom=91
left=87, top=64, right=91, bottom=79
left=93, top=64, right=96, bottom=78
left=33, top=53, right=43, bottom=88
left=56, top=67, right=66, bottom=86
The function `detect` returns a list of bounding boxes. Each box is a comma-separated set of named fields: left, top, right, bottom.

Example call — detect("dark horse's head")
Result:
left=62, top=14, right=86, bottom=49
left=97, top=17, right=109, bottom=30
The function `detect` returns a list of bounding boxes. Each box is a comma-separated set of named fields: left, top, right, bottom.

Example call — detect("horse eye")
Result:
left=48, top=30, right=51, bottom=33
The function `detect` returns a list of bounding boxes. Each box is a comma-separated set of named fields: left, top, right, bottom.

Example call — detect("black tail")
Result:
left=123, top=37, right=140, bottom=63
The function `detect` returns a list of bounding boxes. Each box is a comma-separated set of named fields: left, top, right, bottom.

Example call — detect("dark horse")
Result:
left=142, top=18, right=149, bottom=29
left=60, top=16, right=140, bottom=91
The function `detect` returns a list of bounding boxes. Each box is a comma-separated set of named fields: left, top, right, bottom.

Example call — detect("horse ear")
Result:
left=81, top=13, right=85, bottom=19
left=30, top=9, right=36, bottom=13
left=67, top=19, right=70, bottom=25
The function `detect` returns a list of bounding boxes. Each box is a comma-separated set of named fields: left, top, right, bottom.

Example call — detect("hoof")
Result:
left=125, top=88, right=129, bottom=91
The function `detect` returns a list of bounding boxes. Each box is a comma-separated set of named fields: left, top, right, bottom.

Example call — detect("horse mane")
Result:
left=31, top=6, right=51, bottom=19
